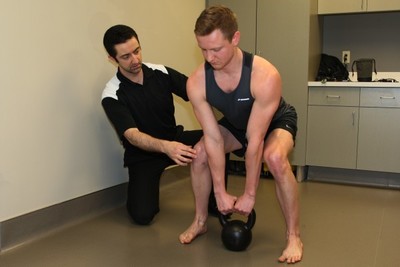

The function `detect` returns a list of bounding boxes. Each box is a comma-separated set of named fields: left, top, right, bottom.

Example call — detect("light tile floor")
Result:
left=1, top=167, right=399, bottom=267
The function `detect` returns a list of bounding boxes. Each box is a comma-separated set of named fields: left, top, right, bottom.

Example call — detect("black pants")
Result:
left=126, top=129, right=209, bottom=225
left=127, top=157, right=173, bottom=225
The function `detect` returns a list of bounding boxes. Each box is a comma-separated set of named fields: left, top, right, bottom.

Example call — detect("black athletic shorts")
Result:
left=218, top=101, right=297, bottom=158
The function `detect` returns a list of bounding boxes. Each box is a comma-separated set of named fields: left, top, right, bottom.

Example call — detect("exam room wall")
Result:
left=0, top=0, right=203, bottom=222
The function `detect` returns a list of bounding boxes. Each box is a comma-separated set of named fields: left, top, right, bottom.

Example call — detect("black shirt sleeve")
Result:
left=165, top=66, right=189, bottom=101
left=101, top=97, right=136, bottom=139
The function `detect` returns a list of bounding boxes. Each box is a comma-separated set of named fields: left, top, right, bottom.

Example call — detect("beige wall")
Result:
left=0, top=0, right=204, bottom=221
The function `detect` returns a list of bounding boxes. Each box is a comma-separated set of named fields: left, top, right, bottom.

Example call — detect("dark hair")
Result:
left=103, top=24, right=139, bottom=59
left=194, top=5, right=238, bottom=41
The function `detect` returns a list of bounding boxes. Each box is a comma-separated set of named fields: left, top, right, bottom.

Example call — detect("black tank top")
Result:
left=205, top=50, right=254, bottom=130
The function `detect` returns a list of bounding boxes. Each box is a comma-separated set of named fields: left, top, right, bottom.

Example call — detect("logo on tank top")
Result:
left=237, top=98, right=250, bottom=102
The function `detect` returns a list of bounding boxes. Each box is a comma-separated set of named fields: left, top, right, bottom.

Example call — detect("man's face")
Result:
left=196, top=29, right=239, bottom=70
left=112, top=37, right=142, bottom=75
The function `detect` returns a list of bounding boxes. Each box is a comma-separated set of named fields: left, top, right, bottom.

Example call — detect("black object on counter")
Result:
left=352, top=58, right=377, bottom=82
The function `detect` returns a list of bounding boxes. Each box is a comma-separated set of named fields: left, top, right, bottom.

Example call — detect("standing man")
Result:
left=179, top=6, right=303, bottom=264
left=101, top=24, right=204, bottom=225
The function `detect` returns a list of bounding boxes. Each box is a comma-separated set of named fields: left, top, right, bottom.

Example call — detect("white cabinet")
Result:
left=357, top=88, right=400, bottom=173
left=307, top=86, right=400, bottom=174
left=306, top=87, right=359, bottom=169
left=318, top=0, right=367, bottom=14
left=368, top=0, right=400, bottom=12
left=318, top=0, right=400, bottom=14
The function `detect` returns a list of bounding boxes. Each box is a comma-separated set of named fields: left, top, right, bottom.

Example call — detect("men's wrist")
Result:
left=244, top=190, right=256, bottom=199
left=159, top=139, right=168, bottom=154
left=213, top=186, right=227, bottom=195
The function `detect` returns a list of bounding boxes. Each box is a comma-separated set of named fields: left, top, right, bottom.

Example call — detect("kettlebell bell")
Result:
left=219, top=209, right=256, bottom=251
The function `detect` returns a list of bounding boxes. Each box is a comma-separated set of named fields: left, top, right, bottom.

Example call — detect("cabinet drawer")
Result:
left=309, top=87, right=360, bottom=106
left=360, top=88, right=400, bottom=108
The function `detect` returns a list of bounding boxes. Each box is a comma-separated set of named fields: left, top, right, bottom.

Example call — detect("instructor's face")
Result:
left=196, top=29, right=238, bottom=70
left=113, top=37, right=143, bottom=75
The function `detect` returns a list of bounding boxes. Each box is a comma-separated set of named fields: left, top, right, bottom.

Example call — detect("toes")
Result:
left=278, top=254, right=302, bottom=264
left=179, top=233, right=191, bottom=244
left=179, top=230, right=198, bottom=244
left=179, top=226, right=207, bottom=245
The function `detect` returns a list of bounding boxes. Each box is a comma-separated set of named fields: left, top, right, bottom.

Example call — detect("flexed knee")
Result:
left=263, top=149, right=289, bottom=178
left=191, top=140, right=208, bottom=169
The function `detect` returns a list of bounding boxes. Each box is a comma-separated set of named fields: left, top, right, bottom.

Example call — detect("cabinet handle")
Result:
left=326, top=95, right=340, bottom=99
left=380, top=96, right=396, bottom=100
left=352, top=111, right=355, bottom=126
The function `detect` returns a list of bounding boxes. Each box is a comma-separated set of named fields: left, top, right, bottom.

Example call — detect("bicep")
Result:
left=247, top=98, right=277, bottom=141
left=247, top=72, right=281, bottom=143
left=187, top=75, right=222, bottom=143
left=102, top=97, right=137, bottom=138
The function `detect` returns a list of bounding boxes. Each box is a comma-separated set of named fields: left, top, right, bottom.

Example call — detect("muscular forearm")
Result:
left=244, top=141, right=264, bottom=197
left=124, top=128, right=167, bottom=153
left=205, top=139, right=227, bottom=194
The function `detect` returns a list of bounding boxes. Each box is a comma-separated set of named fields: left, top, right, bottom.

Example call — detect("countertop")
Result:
left=309, top=72, right=400, bottom=88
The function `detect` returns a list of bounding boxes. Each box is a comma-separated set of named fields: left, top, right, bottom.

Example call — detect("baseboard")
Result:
left=307, top=166, right=400, bottom=188
left=0, top=183, right=128, bottom=252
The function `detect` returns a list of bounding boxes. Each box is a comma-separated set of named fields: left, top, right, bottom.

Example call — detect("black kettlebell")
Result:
left=219, top=209, right=256, bottom=251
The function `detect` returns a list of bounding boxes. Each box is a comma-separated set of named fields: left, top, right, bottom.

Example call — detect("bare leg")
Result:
left=275, top=170, right=303, bottom=263
left=264, top=130, right=303, bottom=263
left=179, top=142, right=211, bottom=244
left=180, top=127, right=241, bottom=244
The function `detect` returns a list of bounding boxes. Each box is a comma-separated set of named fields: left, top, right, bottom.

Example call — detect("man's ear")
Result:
left=231, top=31, right=240, bottom=46
left=108, top=55, right=118, bottom=67
left=108, top=55, right=117, bottom=63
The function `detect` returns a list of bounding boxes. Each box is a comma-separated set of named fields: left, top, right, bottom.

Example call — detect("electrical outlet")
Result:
left=342, top=50, right=350, bottom=64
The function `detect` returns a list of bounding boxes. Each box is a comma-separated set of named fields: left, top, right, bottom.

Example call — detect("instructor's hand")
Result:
left=164, top=141, right=197, bottom=166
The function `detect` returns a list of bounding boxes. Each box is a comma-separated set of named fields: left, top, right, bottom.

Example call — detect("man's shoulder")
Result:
left=251, top=56, right=280, bottom=83
left=102, top=75, right=120, bottom=100
left=187, top=64, right=206, bottom=100
left=143, top=62, right=169, bottom=75
left=189, top=63, right=206, bottom=81
left=252, top=55, right=278, bottom=73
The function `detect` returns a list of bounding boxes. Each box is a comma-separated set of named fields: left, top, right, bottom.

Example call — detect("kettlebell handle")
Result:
left=219, top=209, right=256, bottom=230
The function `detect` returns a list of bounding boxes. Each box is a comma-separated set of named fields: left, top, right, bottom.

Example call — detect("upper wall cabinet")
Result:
left=318, top=0, right=400, bottom=14
left=368, top=0, right=400, bottom=12
left=318, top=0, right=366, bottom=14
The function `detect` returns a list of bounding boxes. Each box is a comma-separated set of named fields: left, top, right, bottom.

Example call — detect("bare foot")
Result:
left=278, top=235, right=303, bottom=264
left=179, top=219, right=207, bottom=244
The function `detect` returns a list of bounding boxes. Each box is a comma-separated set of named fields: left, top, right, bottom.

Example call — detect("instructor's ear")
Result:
left=108, top=55, right=118, bottom=67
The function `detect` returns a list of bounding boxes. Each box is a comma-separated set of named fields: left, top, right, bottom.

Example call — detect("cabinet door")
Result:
left=357, top=108, right=400, bottom=173
left=368, top=0, right=400, bottom=12
left=257, top=0, right=316, bottom=166
left=306, top=106, right=358, bottom=168
left=318, top=0, right=366, bottom=14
